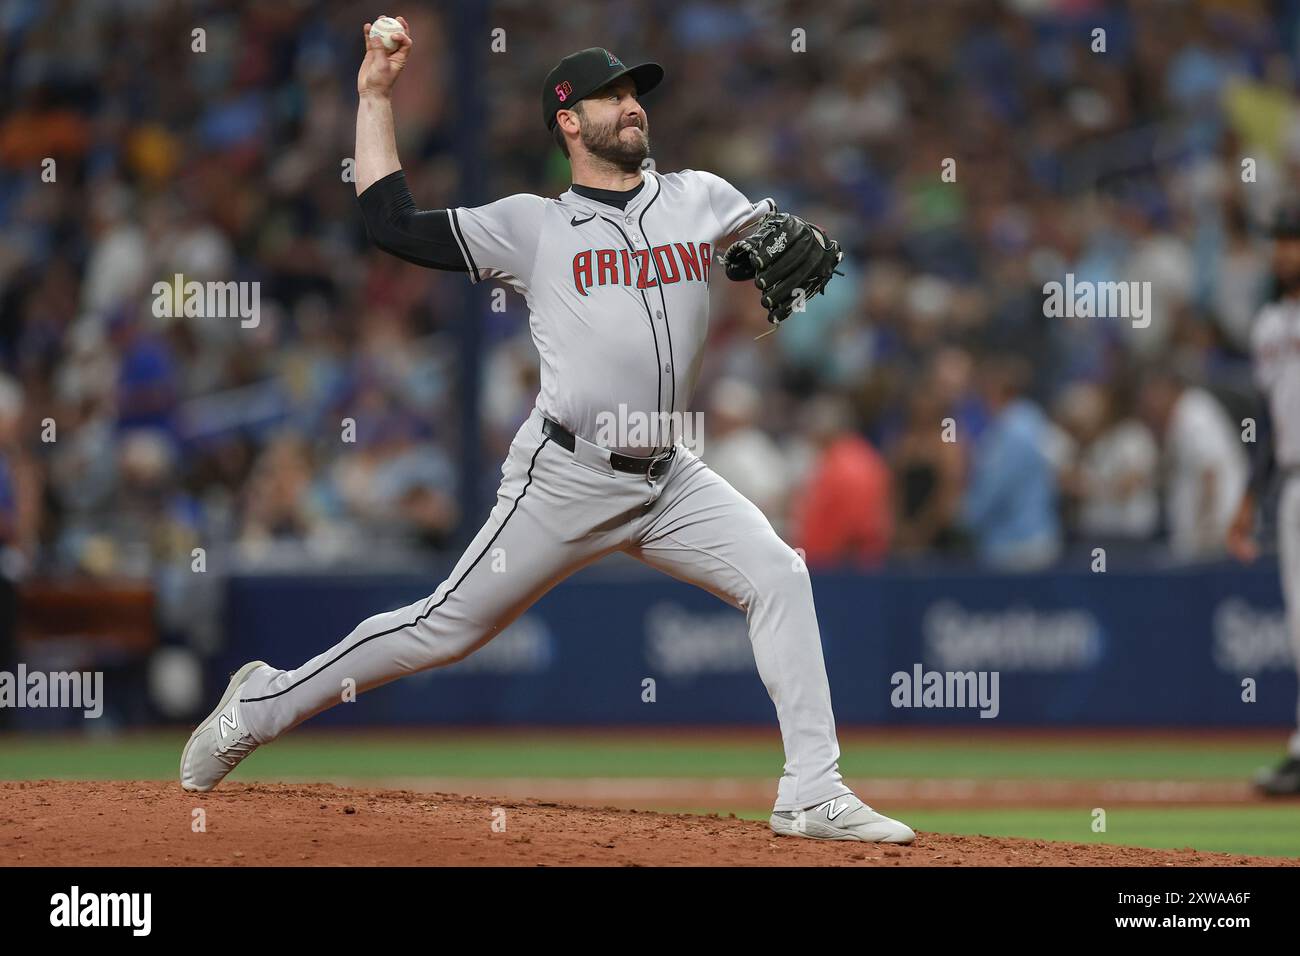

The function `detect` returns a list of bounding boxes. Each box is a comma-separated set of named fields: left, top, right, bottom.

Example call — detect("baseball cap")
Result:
left=542, top=47, right=664, bottom=131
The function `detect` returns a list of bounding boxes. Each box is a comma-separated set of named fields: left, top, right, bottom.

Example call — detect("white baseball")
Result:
left=369, top=15, right=403, bottom=51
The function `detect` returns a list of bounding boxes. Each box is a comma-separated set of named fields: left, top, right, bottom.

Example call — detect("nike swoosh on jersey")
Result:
left=570, top=213, right=597, bottom=226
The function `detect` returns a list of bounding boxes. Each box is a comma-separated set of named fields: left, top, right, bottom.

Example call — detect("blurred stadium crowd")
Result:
left=1, top=0, right=1297, bottom=602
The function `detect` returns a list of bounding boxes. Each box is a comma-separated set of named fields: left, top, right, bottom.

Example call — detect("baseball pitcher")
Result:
left=180, top=20, right=914, bottom=843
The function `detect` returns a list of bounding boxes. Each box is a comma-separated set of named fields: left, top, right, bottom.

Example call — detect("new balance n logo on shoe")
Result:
left=218, top=706, right=238, bottom=740
left=817, top=797, right=851, bottom=821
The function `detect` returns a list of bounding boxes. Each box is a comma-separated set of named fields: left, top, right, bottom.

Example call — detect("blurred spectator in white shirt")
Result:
left=1139, top=369, right=1248, bottom=560
left=701, top=378, right=792, bottom=532
left=1056, top=381, right=1160, bottom=541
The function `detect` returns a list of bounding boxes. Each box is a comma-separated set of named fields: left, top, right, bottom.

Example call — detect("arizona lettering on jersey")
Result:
left=448, top=168, right=775, bottom=453
left=572, top=241, right=712, bottom=295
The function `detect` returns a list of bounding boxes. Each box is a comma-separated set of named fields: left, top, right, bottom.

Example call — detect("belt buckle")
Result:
left=647, top=446, right=675, bottom=482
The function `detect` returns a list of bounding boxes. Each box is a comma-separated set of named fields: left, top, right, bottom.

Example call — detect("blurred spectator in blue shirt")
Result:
left=961, top=357, right=1062, bottom=570
left=112, top=309, right=178, bottom=434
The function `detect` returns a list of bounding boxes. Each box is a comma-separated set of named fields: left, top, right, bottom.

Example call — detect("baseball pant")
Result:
left=237, top=407, right=850, bottom=811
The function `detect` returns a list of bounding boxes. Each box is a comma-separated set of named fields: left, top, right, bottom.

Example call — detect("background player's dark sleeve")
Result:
left=357, top=170, right=470, bottom=272
left=1248, top=395, right=1276, bottom=496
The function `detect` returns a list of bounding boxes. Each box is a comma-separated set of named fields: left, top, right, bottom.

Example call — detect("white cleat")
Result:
left=180, top=660, right=268, bottom=793
left=770, top=792, right=916, bottom=844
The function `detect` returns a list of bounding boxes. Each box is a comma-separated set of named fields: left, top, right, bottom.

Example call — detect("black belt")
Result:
left=543, top=418, right=676, bottom=479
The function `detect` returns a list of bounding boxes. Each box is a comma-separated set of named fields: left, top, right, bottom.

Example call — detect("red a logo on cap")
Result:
left=605, top=50, right=622, bottom=66
left=556, top=80, right=573, bottom=102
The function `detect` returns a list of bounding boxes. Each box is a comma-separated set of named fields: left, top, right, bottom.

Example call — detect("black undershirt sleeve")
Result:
left=356, top=170, right=471, bottom=272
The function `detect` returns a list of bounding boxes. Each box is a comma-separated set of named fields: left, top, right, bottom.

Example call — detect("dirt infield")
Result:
left=3, top=780, right=1295, bottom=867
left=339, top=775, right=1268, bottom=809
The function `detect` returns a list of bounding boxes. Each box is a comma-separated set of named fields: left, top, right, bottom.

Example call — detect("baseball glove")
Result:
left=721, top=212, right=844, bottom=326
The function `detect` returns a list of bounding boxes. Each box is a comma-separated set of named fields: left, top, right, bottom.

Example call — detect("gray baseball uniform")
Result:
left=1251, top=297, right=1300, bottom=757
left=234, top=167, right=851, bottom=812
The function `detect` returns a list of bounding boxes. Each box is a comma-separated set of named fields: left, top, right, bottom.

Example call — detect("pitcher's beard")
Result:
left=581, top=121, right=650, bottom=173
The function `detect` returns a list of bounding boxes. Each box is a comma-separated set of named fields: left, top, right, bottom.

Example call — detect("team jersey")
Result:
left=448, top=168, right=775, bottom=454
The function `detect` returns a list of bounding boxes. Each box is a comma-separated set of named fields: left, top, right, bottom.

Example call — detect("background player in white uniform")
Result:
left=180, top=21, right=915, bottom=843
left=1227, top=204, right=1300, bottom=796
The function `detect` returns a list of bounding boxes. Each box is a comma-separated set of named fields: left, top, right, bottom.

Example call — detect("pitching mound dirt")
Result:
left=1, top=780, right=1293, bottom=867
